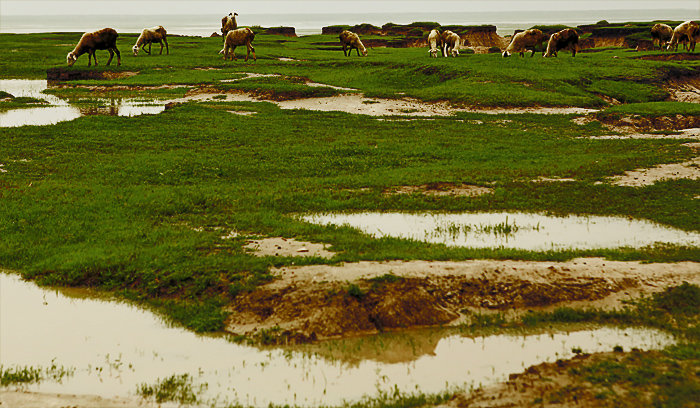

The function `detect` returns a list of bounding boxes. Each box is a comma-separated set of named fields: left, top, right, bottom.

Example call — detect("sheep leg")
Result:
left=87, top=52, right=93, bottom=67
left=147, top=43, right=153, bottom=55
left=231, top=46, right=237, bottom=60
left=356, top=46, right=360, bottom=56
left=90, top=51, right=97, bottom=66
left=106, top=49, right=114, bottom=66
left=246, top=43, right=256, bottom=61
left=342, top=44, right=348, bottom=57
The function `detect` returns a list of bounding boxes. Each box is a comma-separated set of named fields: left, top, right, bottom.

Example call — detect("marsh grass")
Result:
left=137, top=373, right=205, bottom=405
left=0, top=362, right=75, bottom=386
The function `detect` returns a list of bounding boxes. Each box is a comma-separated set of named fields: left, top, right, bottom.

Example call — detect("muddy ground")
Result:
left=226, top=257, right=700, bottom=342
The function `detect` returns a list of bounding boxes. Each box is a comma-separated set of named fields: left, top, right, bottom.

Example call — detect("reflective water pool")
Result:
left=0, top=272, right=675, bottom=406
left=0, top=80, right=165, bottom=127
left=301, top=212, right=700, bottom=251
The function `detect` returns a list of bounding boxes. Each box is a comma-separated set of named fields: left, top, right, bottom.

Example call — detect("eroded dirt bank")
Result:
left=226, top=258, right=700, bottom=342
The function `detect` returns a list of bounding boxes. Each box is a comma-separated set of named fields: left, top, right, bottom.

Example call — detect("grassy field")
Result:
left=0, top=32, right=699, bottom=335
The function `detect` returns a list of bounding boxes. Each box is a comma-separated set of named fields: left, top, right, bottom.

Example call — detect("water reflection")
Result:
left=0, top=79, right=165, bottom=127
left=0, top=272, right=675, bottom=406
left=302, top=212, right=700, bottom=250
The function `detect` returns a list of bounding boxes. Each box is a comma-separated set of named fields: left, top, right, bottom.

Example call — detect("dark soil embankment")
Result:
left=47, top=68, right=137, bottom=81
left=226, top=259, right=700, bottom=343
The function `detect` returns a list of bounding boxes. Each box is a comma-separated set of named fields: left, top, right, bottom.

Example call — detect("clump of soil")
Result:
left=597, top=114, right=700, bottom=133
left=226, top=259, right=700, bottom=342
left=243, top=237, right=336, bottom=258
left=47, top=68, right=138, bottom=81
left=385, top=183, right=494, bottom=197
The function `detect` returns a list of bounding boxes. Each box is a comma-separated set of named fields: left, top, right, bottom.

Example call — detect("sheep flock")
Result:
left=64, top=17, right=699, bottom=68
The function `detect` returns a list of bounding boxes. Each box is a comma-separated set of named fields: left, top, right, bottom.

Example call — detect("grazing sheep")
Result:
left=502, top=29, right=547, bottom=57
left=67, top=28, right=121, bottom=67
left=428, top=29, right=443, bottom=58
left=339, top=30, right=367, bottom=56
left=543, top=28, right=579, bottom=57
left=132, top=26, right=168, bottom=56
left=650, top=23, right=673, bottom=50
left=221, top=12, right=238, bottom=43
left=667, top=21, right=699, bottom=52
left=219, top=27, right=256, bottom=61
left=441, top=30, right=461, bottom=57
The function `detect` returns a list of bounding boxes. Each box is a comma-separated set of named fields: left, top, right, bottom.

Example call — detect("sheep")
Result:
left=221, top=12, right=238, bottom=43
left=441, top=30, right=461, bottom=57
left=67, top=28, right=121, bottom=67
left=132, top=26, right=168, bottom=56
left=339, top=30, right=367, bottom=57
left=219, top=27, right=256, bottom=61
left=650, top=23, right=673, bottom=50
left=667, top=21, right=699, bottom=52
left=543, top=28, right=578, bottom=57
left=502, top=29, right=547, bottom=57
left=428, top=29, right=443, bottom=58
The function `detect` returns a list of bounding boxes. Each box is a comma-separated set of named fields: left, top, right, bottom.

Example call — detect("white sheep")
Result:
left=667, top=21, right=699, bottom=52
left=67, top=28, right=121, bottom=67
left=428, top=29, right=443, bottom=58
left=221, top=12, right=238, bottom=43
left=543, top=28, right=579, bottom=57
left=219, top=27, right=256, bottom=61
left=502, top=29, right=547, bottom=57
left=441, top=30, right=460, bottom=57
left=132, top=26, right=169, bottom=56
left=339, top=30, right=368, bottom=57
left=650, top=23, right=673, bottom=50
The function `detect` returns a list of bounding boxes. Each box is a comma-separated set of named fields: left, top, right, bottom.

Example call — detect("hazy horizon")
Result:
left=2, top=0, right=699, bottom=16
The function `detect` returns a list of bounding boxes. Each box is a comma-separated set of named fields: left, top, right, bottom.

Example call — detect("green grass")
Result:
left=0, top=363, right=74, bottom=386
left=137, top=373, right=203, bottom=405
left=0, top=31, right=698, bottom=332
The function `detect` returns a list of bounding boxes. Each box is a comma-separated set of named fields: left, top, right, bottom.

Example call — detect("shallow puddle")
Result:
left=0, top=80, right=165, bottom=127
left=1, top=272, right=675, bottom=406
left=301, top=212, right=700, bottom=250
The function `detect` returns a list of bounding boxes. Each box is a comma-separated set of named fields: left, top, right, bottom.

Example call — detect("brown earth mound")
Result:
left=638, top=54, right=700, bottom=61
left=226, top=259, right=700, bottom=342
left=47, top=68, right=138, bottom=82
left=597, top=114, right=700, bottom=132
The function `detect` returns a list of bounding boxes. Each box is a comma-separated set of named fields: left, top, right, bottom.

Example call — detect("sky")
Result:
left=2, top=0, right=699, bottom=15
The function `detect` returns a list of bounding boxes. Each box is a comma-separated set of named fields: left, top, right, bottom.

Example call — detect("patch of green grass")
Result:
left=602, top=101, right=700, bottom=116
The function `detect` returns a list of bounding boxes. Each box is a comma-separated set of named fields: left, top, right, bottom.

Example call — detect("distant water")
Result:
left=1, top=9, right=697, bottom=37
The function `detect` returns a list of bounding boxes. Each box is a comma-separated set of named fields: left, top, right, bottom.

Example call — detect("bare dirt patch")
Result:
left=443, top=351, right=658, bottom=408
left=226, top=258, right=700, bottom=342
left=0, top=391, right=160, bottom=408
left=638, top=54, right=700, bottom=61
left=597, top=114, right=700, bottom=133
left=47, top=68, right=138, bottom=82
left=665, top=74, right=700, bottom=103
left=385, top=183, right=494, bottom=197
left=243, top=237, right=336, bottom=258
left=609, top=142, right=700, bottom=186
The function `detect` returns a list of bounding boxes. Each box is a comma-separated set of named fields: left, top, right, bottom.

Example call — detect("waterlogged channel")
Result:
left=0, top=80, right=165, bottom=127
left=301, top=212, right=700, bottom=251
left=0, top=272, right=675, bottom=406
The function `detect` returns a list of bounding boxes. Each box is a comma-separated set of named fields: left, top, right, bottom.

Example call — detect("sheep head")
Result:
left=66, top=52, right=77, bottom=66
left=502, top=50, right=510, bottom=58
left=132, top=45, right=140, bottom=56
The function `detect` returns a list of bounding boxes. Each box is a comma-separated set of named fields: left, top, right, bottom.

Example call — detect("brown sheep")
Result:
left=543, top=28, right=578, bottom=57
left=441, top=30, right=461, bottom=57
left=132, top=26, right=168, bottom=56
left=667, top=21, right=699, bottom=52
left=219, top=27, right=256, bottom=61
left=67, top=28, right=121, bottom=67
left=339, top=30, right=367, bottom=57
left=650, top=23, right=673, bottom=50
left=221, top=12, right=238, bottom=43
left=428, top=29, right=443, bottom=58
left=502, top=29, right=547, bottom=57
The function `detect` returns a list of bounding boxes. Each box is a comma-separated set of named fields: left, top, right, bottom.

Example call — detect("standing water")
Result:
left=0, top=80, right=166, bottom=127
left=0, top=272, right=675, bottom=406
left=301, top=212, right=700, bottom=251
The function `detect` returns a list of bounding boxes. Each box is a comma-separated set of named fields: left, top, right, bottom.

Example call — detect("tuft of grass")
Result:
left=0, top=363, right=74, bottom=386
left=137, top=373, right=204, bottom=405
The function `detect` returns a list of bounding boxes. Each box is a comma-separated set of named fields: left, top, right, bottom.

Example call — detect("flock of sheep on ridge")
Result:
left=64, top=15, right=700, bottom=67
